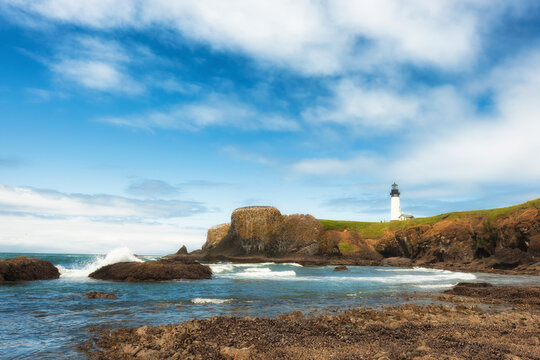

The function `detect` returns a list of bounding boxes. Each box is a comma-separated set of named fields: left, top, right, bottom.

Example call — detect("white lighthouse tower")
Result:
left=390, top=182, right=402, bottom=221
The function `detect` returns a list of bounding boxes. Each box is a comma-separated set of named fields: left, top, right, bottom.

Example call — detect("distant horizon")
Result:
left=1, top=1, right=539, bottom=254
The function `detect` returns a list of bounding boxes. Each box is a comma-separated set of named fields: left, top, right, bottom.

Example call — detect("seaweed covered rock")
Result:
left=89, top=261, right=212, bottom=282
left=0, top=256, right=60, bottom=282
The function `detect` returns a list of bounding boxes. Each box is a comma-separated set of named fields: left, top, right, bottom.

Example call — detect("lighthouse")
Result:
left=390, top=183, right=402, bottom=221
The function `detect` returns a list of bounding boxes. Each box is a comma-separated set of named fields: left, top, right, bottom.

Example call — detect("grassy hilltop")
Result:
left=319, top=198, right=540, bottom=240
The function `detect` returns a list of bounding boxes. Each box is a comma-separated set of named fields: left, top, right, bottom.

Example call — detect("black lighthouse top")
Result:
left=390, top=183, right=400, bottom=197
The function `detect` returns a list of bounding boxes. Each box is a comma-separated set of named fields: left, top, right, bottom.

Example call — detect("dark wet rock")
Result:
left=0, top=256, right=60, bottom=281
left=382, top=257, right=412, bottom=267
left=333, top=265, right=348, bottom=271
left=84, top=292, right=118, bottom=299
left=89, top=261, right=212, bottom=282
left=443, top=283, right=540, bottom=305
left=176, top=245, right=188, bottom=255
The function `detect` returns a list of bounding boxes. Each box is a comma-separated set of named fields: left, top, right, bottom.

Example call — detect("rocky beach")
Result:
left=81, top=282, right=540, bottom=359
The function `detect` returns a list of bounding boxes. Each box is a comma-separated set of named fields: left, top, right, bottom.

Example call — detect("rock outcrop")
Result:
left=203, top=223, right=231, bottom=251
left=89, top=260, right=212, bottom=282
left=176, top=245, right=188, bottom=255
left=374, top=206, right=540, bottom=270
left=84, top=292, right=118, bottom=299
left=191, top=200, right=540, bottom=274
left=0, top=256, right=60, bottom=281
left=201, top=206, right=324, bottom=257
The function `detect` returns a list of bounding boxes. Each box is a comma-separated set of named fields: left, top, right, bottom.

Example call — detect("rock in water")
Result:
left=203, top=223, right=231, bottom=251
left=176, top=245, right=188, bottom=255
left=231, top=206, right=284, bottom=254
left=200, top=206, right=323, bottom=257
left=0, top=256, right=60, bottom=281
left=89, top=261, right=212, bottom=281
left=333, top=265, right=348, bottom=271
left=84, top=292, right=118, bottom=299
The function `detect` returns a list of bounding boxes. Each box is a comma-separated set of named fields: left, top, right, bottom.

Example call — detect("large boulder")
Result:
left=200, top=206, right=324, bottom=257
left=176, top=245, right=188, bottom=255
left=230, top=206, right=283, bottom=254
left=89, top=261, right=212, bottom=281
left=203, top=223, right=231, bottom=251
left=276, top=214, right=323, bottom=256
left=0, top=256, right=60, bottom=281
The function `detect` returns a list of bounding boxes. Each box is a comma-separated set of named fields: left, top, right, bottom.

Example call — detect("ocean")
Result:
left=1, top=248, right=539, bottom=359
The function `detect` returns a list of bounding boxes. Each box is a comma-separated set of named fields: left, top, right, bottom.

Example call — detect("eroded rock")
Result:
left=84, top=292, right=118, bottom=299
left=89, top=261, right=212, bottom=282
left=0, top=257, right=60, bottom=281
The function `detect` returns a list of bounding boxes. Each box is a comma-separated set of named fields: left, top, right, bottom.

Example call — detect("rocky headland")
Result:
left=167, top=200, right=540, bottom=275
left=0, top=256, right=60, bottom=281
left=88, top=259, right=212, bottom=282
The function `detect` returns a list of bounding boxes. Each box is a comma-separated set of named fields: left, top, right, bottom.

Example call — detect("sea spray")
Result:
left=57, top=247, right=142, bottom=278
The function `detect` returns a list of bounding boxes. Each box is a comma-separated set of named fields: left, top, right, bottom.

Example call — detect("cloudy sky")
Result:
left=1, top=0, right=539, bottom=254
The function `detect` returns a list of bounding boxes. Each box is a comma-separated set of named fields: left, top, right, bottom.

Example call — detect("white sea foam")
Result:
left=333, top=272, right=476, bottom=284
left=414, top=283, right=457, bottom=289
left=281, top=262, right=303, bottom=267
left=221, top=267, right=297, bottom=280
left=376, top=267, right=443, bottom=272
left=58, top=247, right=142, bottom=278
left=209, top=263, right=235, bottom=273
left=191, top=298, right=232, bottom=304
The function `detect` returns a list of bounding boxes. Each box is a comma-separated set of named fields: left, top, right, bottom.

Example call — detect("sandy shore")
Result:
left=81, top=283, right=540, bottom=360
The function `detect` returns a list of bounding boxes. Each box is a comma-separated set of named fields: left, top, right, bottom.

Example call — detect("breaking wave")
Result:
left=57, top=247, right=142, bottom=278
left=191, top=298, right=233, bottom=304
left=222, top=267, right=297, bottom=279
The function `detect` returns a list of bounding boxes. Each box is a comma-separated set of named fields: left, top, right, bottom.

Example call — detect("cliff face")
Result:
left=373, top=205, right=539, bottom=269
left=199, top=201, right=539, bottom=271
left=201, top=206, right=323, bottom=257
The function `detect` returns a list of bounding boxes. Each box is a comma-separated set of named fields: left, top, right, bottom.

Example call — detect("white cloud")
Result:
left=127, top=179, right=179, bottom=198
left=0, top=184, right=205, bottom=220
left=3, top=0, right=520, bottom=74
left=303, top=79, right=420, bottom=129
left=100, top=94, right=300, bottom=132
left=220, top=146, right=273, bottom=165
left=291, top=50, right=540, bottom=185
left=0, top=214, right=204, bottom=255
left=0, top=184, right=212, bottom=253
left=50, top=36, right=144, bottom=94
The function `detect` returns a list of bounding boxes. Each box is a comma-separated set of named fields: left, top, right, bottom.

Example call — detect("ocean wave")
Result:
left=209, top=263, right=235, bottom=273
left=332, top=272, right=476, bottom=284
left=376, top=267, right=446, bottom=273
left=414, top=283, right=457, bottom=289
left=221, top=267, right=297, bottom=280
left=57, top=247, right=142, bottom=278
left=191, top=298, right=232, bottom=304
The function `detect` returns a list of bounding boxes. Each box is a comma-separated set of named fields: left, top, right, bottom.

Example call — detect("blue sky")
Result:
left=0, top=1, right=539, bottom=254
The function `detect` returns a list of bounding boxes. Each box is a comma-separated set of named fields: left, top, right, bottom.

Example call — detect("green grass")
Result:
left=337, top=241, right=355, bottom=254
left=319, top=198, right=539, bottom=239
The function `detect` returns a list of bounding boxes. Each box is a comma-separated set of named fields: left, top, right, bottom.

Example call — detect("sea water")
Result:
left=1, top=249, right=539, bottom=359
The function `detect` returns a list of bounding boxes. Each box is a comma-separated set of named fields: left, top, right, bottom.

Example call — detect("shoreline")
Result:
left=81, top=283, right=540, bottom=359
left=164, top=253, right=540, bottom=276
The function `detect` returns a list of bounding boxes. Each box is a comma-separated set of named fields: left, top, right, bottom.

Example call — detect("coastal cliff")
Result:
left=183, top=199, right=540, bottom=274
